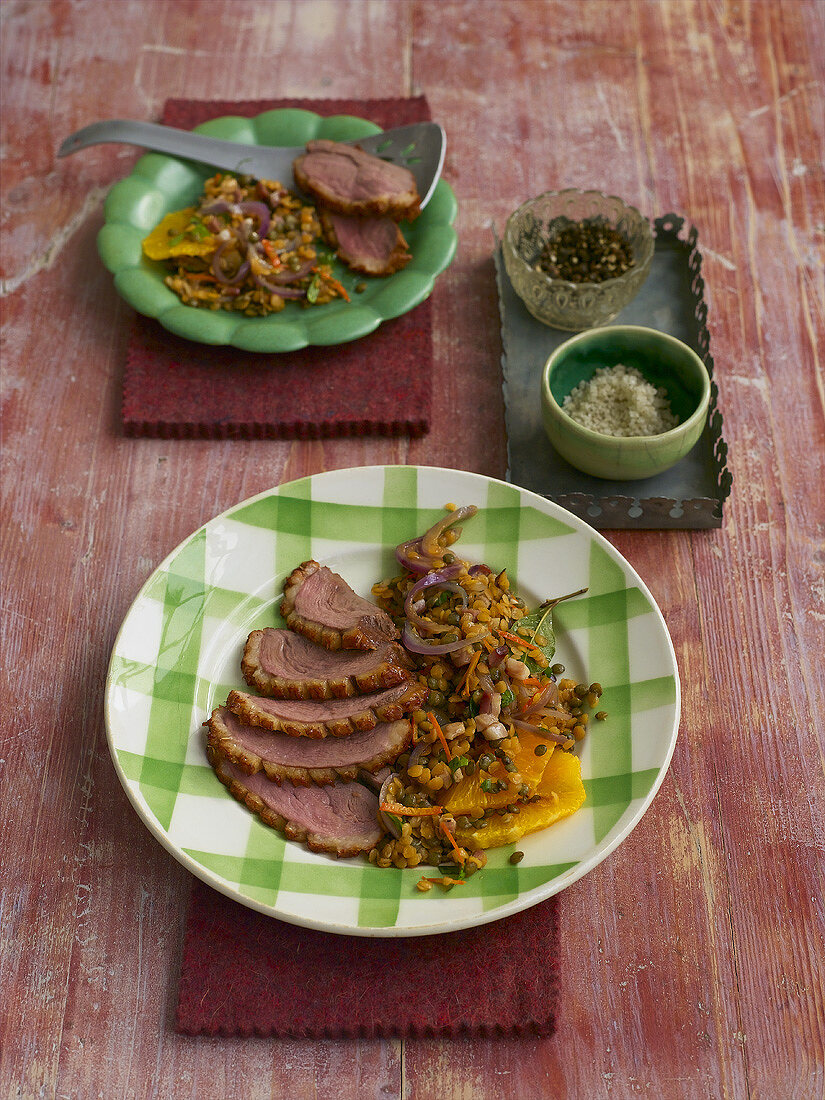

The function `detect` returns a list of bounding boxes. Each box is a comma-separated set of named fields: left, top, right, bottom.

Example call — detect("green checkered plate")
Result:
left=105, top=466, right=680, bottom=936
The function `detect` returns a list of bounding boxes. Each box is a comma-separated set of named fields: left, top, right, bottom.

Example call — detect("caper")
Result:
left=509, top=851, right=525, bottom=865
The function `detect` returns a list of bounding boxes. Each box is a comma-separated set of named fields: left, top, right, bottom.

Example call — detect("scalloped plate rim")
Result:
left=98, top=110, right=458, bottom=350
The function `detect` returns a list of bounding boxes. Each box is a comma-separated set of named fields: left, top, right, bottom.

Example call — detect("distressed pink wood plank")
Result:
left=1, top=1, right=823, bottom=1098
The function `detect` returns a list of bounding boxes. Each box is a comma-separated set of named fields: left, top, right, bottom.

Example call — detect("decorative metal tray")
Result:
left=496, top=214, right=732, bottom=528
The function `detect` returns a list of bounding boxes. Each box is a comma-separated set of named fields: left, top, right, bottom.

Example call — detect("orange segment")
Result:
left=438, top=729, right=557, bottom=816
left=142, top=208, right=216, bottom=260
left=454, top=749, right=586, bottom=850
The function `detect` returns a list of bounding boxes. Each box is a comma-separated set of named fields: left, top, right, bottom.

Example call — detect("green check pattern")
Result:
left=105, top=466, right=679, bottom=935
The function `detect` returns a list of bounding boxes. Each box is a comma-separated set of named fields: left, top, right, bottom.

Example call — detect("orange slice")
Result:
left=454, top=748, right=586, bottom=850
left=142, top=208, right=216, bottom=260
left=438, top=728, right=557, bottom=816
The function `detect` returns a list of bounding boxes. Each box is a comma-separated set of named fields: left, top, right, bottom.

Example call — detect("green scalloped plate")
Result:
left=97, top=109, right=458, bottom=351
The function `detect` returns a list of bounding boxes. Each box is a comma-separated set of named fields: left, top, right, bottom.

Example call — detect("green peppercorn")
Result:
left=534, top=743, right=549, bottom=756
left=443, top=552, right=456, bottom=564
left=551, top=663, right=565, bottom=675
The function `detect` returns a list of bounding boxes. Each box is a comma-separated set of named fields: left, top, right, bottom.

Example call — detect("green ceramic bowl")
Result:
left=541, top=326, right=711, bottom=481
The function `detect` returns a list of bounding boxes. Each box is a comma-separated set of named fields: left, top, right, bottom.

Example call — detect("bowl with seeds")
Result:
left=503, top=189, right=654, bottom=330
left=540, top=325, right=711, bottom=480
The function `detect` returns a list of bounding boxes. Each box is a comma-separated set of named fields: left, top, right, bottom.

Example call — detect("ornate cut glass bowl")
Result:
left=503, top=189, right=654, bottom=331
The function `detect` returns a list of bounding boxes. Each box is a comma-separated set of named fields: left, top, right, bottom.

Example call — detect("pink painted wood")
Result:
left=2, top=1, right=823, bottom=1096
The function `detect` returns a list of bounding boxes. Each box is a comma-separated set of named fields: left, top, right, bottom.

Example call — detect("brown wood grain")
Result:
left=2, top=1, right=823, bottom=1098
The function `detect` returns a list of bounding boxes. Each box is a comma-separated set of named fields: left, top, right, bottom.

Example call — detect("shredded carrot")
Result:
left=261, top=240, right=281, bottom=266
left=481, top=635, right=497, bottom=652
left=428, top=711, right=452, bottom=761
left=380, top=802, right=443, bottom=816
left=522, top=676, right=545, bottom=688
left=439, top=819, right=465, bottom=861
left=322, top=272, right=350, bottom=301
left=499, top=629, right=544, bottom=657
left=458, top=650, right=482, bottom=697
left=423, top=876, right=465, bottom=887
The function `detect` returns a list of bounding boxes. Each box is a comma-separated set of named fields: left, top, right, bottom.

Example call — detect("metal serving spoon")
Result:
left=58, top=119, right=446, bottom=210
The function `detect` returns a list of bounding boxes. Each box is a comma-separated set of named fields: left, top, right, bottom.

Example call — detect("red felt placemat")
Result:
left=121, top=97, right=434, bottom=440
left=175, top=879, right=559, bottom=1039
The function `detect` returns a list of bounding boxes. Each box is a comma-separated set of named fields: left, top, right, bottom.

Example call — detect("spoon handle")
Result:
left=57, top=119, right=298, bottom=177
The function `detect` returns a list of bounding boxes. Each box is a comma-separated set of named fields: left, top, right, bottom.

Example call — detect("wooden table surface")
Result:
left=2, top=1, right=823, bottom=1097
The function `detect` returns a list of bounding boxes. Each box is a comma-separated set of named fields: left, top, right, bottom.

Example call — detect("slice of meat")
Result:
left=320, top=209, right=411, bottom=277
left=241, top=628, right=411, bottom=701
left=209, top=749, right=382, bottom=857
left=281, top=560, right=398, bottom=651
left=293, top=139, right=420, bottom=220
left=207, top=706, right=412, bottom=786
left=226, top=679, right=427, bottom=739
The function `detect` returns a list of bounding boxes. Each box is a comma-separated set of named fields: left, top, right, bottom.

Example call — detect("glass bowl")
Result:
left=503, top=189, right=655, bottom=331
left=541, top=325, right=711, bottom=480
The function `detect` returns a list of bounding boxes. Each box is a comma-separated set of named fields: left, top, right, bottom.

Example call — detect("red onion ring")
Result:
left=378, top=774, right=402, bottom=839
left=510, top=718, right=571, bottom=744
left=270, top=258, right=315, bottom=285
left=238, top=200, right=271, bottom=238
left=403, top=565, right=465, bottom=633
left=252, top=274, right=305, bottom=298
left=201, top=200, right=235, bottom=216
left=395, top=537, right=435, bottom=575
left=406, top=741, right=428, bottom=770
left=402, top=622, right=474, bottom=656
left=420, top=505, right=478, bottom=558
left=519, top=680, right=560, bottom=716
left=210, top=239, right=250, bottom=285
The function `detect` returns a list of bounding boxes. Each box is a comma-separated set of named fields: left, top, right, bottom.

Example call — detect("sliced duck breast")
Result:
left=209, top=750, right=382, bottom=857
left=226, top=679, right=427, bottom=739
left=319, top=209, right=411, bottom=277
left=242, top=629, right=411, bottom=700
left=281, top=560, right=398, bottom=651
left=293, top=139, right=420, bottom=220
left=207, top=707, right=413, bottom=786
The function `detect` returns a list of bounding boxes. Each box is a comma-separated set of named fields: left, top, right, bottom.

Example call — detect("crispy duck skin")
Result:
left=209, top=748, right=383, bottom=857
left=281, top=560, right=398, bottom=651
left=226, top=679, right=427, bottom=740
left=241, top=628, right=411, bottom=701
left=206, top=707, right=413, bottom=787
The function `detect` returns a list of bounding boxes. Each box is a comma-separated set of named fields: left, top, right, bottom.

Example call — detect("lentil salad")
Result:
left=142, top=172, right=350, bottom=315
left=369, top=504, right=604, bottom=886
